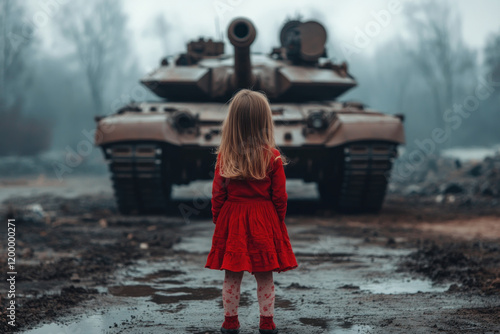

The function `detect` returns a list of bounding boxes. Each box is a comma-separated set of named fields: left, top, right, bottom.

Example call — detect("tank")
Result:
left=94, top=17, right=405, bottom=214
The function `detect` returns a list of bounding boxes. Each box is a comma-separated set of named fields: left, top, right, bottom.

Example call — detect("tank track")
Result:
left=336, top=141, right=398, bottom=212
left=103, top=141, right=396, bottom=214
left=105, top=143, right=171, bottom=214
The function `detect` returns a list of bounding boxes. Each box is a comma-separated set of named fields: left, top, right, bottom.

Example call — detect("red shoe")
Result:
left=221, top=315, right=240, bottom=334
left=259, top=315, right=278, bottom=334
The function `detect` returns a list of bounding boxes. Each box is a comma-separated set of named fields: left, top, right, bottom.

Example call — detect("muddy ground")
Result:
left=0, top=177, right=499, bottom=333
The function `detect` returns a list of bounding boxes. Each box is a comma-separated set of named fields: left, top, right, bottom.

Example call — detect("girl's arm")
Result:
left=211, top=156, right=228, bottom=225
left=271, top=152, right=288, bottom=223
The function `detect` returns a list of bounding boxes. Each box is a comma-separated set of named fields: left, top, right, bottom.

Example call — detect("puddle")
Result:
left=298, top=318, right=373, bottom=333
left=109, top=284, right=157, bottom=297
left=282, top=231, right=445, bottom=295
left=274, top=296, right=296, bottom=310
left=159, top=303, right=187, bottom=313
left=108, top=284, right=220, bottom=304
left=132, top=269, right=186, bottom=282
left=22, top=306, right=158, bottom=334
left=330, top=324, right=373, bottom=333
left=151, top=279, right=185, bottom=284
left=299, top=317, right=329, bottom=329
left=172, top=234, right=211, bottom=254
left=151, top=287, right=220, bottom=304
left=23, top=318, right=105, bottom=334
left=362, top=278, right=449, bottom=294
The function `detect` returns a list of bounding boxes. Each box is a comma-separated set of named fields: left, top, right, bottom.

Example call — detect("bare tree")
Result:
left=59, top=0, right=132, bottom=115
left=0, top=0, right=34, bottom=111
left=402, top=0, right=476, bottom=129
left=479, top=30, right=500, bottom=140
left=484, top=30, right=500, bottom=88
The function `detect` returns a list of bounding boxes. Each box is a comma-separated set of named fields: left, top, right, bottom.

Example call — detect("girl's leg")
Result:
left=222, top=269, right=244, bottom=316
left=254, top=271, right=275, bottom=316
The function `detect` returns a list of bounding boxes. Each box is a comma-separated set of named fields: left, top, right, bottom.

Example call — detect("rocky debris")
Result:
left=338, top=284, right=360, bottom=290
left=99, top=218, right=108, bottom=228
left=70, top=273, right=81, bottom=282
left=390, top=152, right=500, bottom=203
left=7, top=203, right=49, bottom=224
left=3, top=193, right=117, bottom=219
left=440, top=183, right=464, bottom=194
left=0, top=285, right=99, bottom=333
left=468, top=164, right=483, bottom=177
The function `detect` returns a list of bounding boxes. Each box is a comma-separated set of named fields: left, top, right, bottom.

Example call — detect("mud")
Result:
left=0, top=176, right=499, bottom=333
left=401, top=241, right=500, bottom=295
left=0, top=285, right=100, bottom=330
left=0, top=189, right=182, bottom=333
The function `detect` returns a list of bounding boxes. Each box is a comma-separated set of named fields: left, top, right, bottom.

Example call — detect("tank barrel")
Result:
left=227, top=18, right=256, bottom=89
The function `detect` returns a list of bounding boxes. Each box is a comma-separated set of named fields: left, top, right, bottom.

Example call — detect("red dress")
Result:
left=205, top=148, right=298, bottom=274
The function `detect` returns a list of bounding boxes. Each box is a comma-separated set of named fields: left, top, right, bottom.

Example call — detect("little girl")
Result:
left=205, top=89, right=298, bottom=334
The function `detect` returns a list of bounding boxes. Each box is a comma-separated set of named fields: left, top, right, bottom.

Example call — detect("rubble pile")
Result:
left=3, top=194, right=116, bottom=224
left=389, top=152, right=500, bottom=203
left=401, top=240, right=500, bottom=295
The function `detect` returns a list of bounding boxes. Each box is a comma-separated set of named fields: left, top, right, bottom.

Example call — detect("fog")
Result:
left=0, top=0, right=499, bottom=158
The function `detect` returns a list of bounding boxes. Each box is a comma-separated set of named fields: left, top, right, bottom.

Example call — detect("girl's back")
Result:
left=218, top=148, right=286, bottom=203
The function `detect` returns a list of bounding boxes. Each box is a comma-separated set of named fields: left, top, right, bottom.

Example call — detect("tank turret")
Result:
left=141, top=17, right=357, bottom=102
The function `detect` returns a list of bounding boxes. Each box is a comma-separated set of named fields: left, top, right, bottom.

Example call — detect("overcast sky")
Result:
left=31, top=0, right=500, bottom=72
left=121, top=0, right=500, bottom=70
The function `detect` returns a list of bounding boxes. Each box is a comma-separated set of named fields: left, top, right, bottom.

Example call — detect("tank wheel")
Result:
left=105, top=143, right=172, bottom=214
left=334, top=141, right=397, bottom=213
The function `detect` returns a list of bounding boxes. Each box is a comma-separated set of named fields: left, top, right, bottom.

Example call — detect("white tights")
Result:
left=222, top=270, right=275, bottom=317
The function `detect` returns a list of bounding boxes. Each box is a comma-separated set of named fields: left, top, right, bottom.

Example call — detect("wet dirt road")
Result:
left=16, top=218, right=500, bottom=334
left=1, top=177, right=499, bottom=333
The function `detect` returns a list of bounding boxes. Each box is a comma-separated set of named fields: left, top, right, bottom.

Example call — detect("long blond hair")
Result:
left=216, top=89, right=286, bottom=180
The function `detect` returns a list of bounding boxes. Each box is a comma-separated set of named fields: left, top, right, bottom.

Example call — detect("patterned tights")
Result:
left=222, top=270, right=275, bottom=317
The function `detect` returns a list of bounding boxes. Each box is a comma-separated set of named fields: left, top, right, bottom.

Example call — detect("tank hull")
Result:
left=95, top=101, right=404, bottom=214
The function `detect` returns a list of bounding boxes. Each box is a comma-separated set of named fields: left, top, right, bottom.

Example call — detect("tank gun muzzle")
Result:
left=227, top=18, right=256, bottom=89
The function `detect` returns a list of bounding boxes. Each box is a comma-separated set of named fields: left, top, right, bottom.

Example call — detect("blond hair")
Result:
left=215, top=89, right=287, bottom=179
